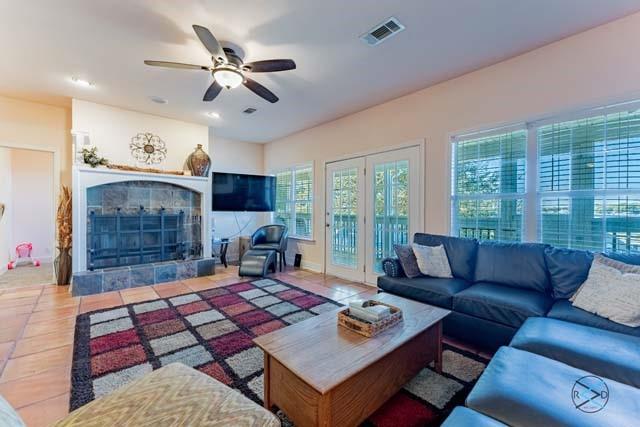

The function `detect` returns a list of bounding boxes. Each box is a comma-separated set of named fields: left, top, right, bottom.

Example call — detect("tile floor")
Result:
left=0, top=265, right=491, bottom=426
left=0, top=263, right=55, bottom=290
left=0, top=266, right=378, bottom=426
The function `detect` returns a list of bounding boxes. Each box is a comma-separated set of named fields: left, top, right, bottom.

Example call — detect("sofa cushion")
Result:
left=605, top=252, right=640, bottom=265
left=452, top=282, right=553, bottom=328
left=474, top=242, right=550, bottom=293
left=511, top=317, right=640, bottom=388
left=413, top=233, right=478, bottom=282
left=467, top=347, right=640, bottom=427
left=377, top=275, right=471, bottom=309
left=547, top=299, right=640, bottom=337
left=444, top=311, right=517, bottom=352
left=441, top=407, right=506, bottom=427
left=544, top=247, right=593, bottom=299
left=0, top=394, right=25, bottom=427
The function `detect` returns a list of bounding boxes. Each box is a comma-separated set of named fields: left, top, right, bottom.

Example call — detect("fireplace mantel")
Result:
left=72, top=165, right=211, bottom=273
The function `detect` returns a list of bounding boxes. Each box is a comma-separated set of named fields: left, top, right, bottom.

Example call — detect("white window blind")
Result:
left=538, top=110, right=640, bottom=254
left=274, top=164, right=313, bottom=239
left=451, top=129, right=527, bottom=242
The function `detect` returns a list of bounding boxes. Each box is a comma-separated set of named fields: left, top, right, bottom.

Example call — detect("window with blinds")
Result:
left=538, top=110, right=640, bottom=254
left=274, top=164, right=313, bottom=239
left=451, top=129, right=527, bottom=242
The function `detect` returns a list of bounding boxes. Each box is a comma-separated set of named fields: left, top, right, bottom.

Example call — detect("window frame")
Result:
left=450, top=125, right=528, bottom=243
left=449, top=99, right=640, bottom=255
left=273, top=163, right=314, bottom=240
left=535, top=108, right=640, bottom=253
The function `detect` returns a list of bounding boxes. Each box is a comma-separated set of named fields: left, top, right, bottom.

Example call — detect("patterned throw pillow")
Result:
left=393, top=244, right=422, bottom=278
left=571, top=254, right=640, bottom=327
left=411, top=243, right=453, bottom=279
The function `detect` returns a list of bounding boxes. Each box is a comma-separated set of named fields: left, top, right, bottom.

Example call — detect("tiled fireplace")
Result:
left=86, top=180, right=202, bottom=270
left=71, top=166, right=213, bottom=296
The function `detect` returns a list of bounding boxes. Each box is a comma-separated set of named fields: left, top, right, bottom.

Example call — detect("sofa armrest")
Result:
left=381, top=257, right=405, bottom=278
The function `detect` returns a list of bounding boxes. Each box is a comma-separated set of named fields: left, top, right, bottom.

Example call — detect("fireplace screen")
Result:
left=88, top=207, right=192, bottom=270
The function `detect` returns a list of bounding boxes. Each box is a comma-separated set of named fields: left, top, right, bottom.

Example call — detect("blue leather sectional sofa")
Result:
left=379, top=233, right=640, bottom=350
left=378, top=233, right=640, bottom=426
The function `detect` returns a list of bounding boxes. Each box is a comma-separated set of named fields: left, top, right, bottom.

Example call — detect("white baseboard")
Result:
left=285, top=256, right=322, bottom=273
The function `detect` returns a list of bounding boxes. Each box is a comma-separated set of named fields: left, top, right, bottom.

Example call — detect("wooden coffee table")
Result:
left=253, top=292, right=450, bottom=427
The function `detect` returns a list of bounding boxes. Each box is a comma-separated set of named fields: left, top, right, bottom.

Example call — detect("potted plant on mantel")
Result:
left=55, top=185, right=72, bottom=285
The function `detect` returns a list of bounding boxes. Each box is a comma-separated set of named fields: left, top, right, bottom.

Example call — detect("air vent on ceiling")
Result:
left=243, top=107, right=257, bottom=115
left=360, top=17, right=405, bottom=46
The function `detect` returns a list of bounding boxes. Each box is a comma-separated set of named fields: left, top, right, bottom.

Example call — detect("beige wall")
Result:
left=209, top=132, right=267, bottom=262
left=210, top=135, right=265, bottom=175
left=264, top=11, right=640, bottom=270
left=10, top=149, right=55, bottom=261
left=0, top=147, right=11, bottom=270
left=0, top=95, right=71, bottom=185
left=72, top=99, right=209, bottom=171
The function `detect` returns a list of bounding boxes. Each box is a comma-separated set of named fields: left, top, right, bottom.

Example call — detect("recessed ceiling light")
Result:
left=149, top=96, right=168, bottom=104
left=205, top=112, right=220, bottom=119
left=70, top=77, right=95, bottom=88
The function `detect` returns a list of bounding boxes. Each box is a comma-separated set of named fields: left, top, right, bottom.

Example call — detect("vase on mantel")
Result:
left=187, top=144, right=211, bottom=177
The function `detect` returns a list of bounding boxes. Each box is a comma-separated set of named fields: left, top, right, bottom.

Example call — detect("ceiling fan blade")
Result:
left=243, top=78, right=279, bottom=103
left=242, top=59, right=296, bottom=73
left=203, top=81, right=223, bottom=102
left=192, top=25, right=228, bottom=63
left=144, top=60, right=210, bottom=71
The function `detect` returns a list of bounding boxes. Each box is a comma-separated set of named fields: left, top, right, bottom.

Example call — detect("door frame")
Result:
left=322, top=139, right=425, bottom=284
left=0, top=142, right=61, bottom=273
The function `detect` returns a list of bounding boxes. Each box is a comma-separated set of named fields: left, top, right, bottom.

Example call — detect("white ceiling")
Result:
left=1, top=1, right=639, bottom=143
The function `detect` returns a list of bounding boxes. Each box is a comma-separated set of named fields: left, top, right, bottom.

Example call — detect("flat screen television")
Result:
left=211, top=172, right=276, bottom=212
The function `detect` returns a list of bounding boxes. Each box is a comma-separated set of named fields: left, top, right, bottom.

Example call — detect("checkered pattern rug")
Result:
left=70, top=278, right=488, bottom=426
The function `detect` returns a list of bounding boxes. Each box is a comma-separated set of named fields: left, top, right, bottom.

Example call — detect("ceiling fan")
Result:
left=144, top=25, right=296, bottom=103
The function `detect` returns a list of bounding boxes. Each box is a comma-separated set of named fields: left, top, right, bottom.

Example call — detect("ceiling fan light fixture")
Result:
left=213, top=68, right=243, bottom=89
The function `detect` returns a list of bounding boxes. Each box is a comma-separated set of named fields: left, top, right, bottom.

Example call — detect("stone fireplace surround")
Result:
left=86, top=180, right=202, bottom=269
left=71, top=166, right=213, bottom=296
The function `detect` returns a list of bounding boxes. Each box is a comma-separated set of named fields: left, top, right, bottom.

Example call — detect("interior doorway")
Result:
left=0, top=146, right=56, bottom=288
left=325, top=145, right=423, bottom=284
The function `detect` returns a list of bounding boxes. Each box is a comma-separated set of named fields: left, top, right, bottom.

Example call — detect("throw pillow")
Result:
left=571, top=254, right=640, bottom=327
left=411, top=243, right=453, bottom=278
left=570, top=254, right=640, bottom=301
left=393, top=244, right=422, bottom=278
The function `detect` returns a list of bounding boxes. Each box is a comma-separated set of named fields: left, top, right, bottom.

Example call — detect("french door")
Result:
left=325, top=158, right=366, bottom=282
left=325, top=146, right=422, bottom=284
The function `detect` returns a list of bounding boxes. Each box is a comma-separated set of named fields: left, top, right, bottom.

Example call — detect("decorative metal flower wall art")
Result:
left=129, top=132, right=167, bottom=165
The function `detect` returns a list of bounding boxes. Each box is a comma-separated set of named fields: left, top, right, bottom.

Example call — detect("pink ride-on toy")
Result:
left=7, top=243, right=41, bottom=270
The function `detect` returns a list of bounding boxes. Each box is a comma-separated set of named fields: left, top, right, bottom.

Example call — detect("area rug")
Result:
left=70, top=278, right=488, bottom=426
